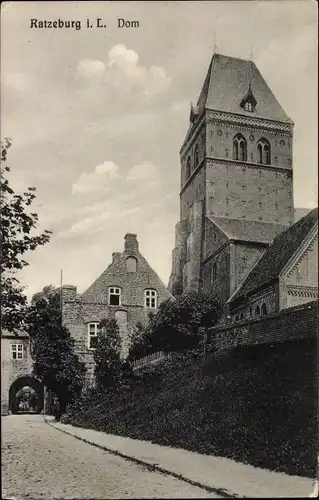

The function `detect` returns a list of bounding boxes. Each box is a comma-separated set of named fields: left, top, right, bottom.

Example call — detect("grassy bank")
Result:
left=62, top=338, right=317, bottom=478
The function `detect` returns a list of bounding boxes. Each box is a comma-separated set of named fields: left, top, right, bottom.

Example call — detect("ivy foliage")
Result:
left=26, top=286, right=86, bottom=417
left=93, top=318, right=133, bottom=390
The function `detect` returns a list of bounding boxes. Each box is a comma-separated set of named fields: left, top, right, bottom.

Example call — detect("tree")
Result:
left=127, top=322, right=153, bottom=362
left=144, top=291, right=222, bottom=352
left=26, top=286, right=86, bottom=418
left=0, top=139, right=51, bottom=332
left=94, top=318, right=133, bottom=390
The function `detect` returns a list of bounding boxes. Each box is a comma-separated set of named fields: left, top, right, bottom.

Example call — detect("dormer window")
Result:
left=244, top=102, right=253, bottom=112
left=240, top=84, right=257, bottom=113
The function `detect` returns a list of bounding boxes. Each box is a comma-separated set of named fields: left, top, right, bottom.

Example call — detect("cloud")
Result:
left=126, top=161, right=160, bottom=184
left=60, top=159, right=168, bottom=239
left=3, top=72, right=31, bottom=92
left=76, top=59, right=106, bottom=79
left=72, top=161, right=120, bottom=195
left=76, top=44, right=170, bottom=98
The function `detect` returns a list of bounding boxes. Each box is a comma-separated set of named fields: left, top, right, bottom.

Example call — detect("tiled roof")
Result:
left=229, top=207, right=318, bottom=303
left=208, top=216, right=287, bottom=244
left=197, top=53, right=293, bottom=123
left=1, top=329, right=29, bottom=338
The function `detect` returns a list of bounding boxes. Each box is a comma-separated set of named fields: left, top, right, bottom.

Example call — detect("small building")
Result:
left=62, top=233, right=172, bottom=385
left=228, top=207, right=318, bottom=322
left=1, top=330, right=44, bottom=415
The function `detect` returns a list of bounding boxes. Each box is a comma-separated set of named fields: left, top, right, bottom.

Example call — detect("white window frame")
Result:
left=144, top=289, right=157, bottom=309
left=108, top=287, right=122, bottom=306
left=87, top=323, right=100, bottom=350
left=244, top=101, right=253, bottom=112
left=11, top=343, right=24, bottom=360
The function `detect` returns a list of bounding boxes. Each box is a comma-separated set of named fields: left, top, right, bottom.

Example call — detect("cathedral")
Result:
left=168, top=53, right=318, bottom=322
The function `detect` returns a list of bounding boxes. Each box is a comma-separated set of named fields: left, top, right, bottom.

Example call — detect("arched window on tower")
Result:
left=261, top=303, right=268, bottom=317
left=257, top=138, right=271, bottom=165
left=233, top=134, right=247, bottom=161
left=186, top=156, right=191, bottom=180
left=255, top=305, right=260, bottom=317
left=194, top=144, right=199, bottom=169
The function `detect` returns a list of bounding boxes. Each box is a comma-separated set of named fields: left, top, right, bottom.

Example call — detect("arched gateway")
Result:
left=9, top=375, right=44, bottom=414
left=1, top=330, right=48, bottom=415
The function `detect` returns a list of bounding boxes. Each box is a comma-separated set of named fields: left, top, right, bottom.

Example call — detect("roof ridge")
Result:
left=272, top=206, right=318, bottom=242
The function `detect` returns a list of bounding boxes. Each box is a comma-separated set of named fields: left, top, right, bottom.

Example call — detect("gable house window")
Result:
left=257, top=138, right=271, bottom=165
left=126, top=257, right=137, bottom=273
left=233, top=134, right=247, bottom=162
left=11, top=344, right=23, bottom=360
left=144, top=289, right=157, bottom=309
left=88, top=323, right=100, bottom=350
left=109, top=287, right=121, bottom=306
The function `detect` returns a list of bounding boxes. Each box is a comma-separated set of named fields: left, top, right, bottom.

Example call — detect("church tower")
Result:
left=169, top=53, right=295, bottom=305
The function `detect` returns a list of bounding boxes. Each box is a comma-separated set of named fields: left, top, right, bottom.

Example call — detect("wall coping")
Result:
left=208, top=300, right=318, bottom=338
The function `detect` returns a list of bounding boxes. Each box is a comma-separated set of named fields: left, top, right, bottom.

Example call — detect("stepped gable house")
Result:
left=168, top=52, right=318, bottom=319
left=62, top=233, right=172, bottom=384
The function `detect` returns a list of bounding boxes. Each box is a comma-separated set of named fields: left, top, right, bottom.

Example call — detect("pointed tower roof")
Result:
left=196, top=53, right=293, bottom=124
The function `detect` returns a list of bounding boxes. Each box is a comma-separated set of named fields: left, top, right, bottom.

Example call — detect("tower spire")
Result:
left=213, top=33, right=217, bottom=54
left=249, top=44, right=254, bottom=86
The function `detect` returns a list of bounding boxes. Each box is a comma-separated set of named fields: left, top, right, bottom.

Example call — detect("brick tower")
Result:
left=168, top=53, right=295, bottom=305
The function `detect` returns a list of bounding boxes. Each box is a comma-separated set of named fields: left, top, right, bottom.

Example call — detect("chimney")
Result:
left=124, top=233, right=139, bottom=252
left=62, top=285, right=77, bottom=302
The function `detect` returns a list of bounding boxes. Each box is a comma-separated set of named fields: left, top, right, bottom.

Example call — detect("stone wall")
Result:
left=180, top=165, right=206, bottom=221
left=205, top=117, right=292, bottom=169
left=201, top=244, right=231, bottom=305
left=208, top=300, right=317, bottom=351
left=205, top=158, right=293, bottom=225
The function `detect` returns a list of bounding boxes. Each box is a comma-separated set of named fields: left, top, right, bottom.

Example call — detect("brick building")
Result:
left=168, top=52, right=318, bottom=319
left=1, top=330, right=44, bottom=415
left=62, top=233, right=172, bottom=385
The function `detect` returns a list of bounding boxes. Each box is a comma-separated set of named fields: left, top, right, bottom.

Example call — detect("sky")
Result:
left=1, top=0, right=318, bottom=300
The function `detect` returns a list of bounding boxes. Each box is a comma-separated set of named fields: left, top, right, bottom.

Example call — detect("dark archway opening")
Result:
left=9, top=376, right=44, bottom=414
